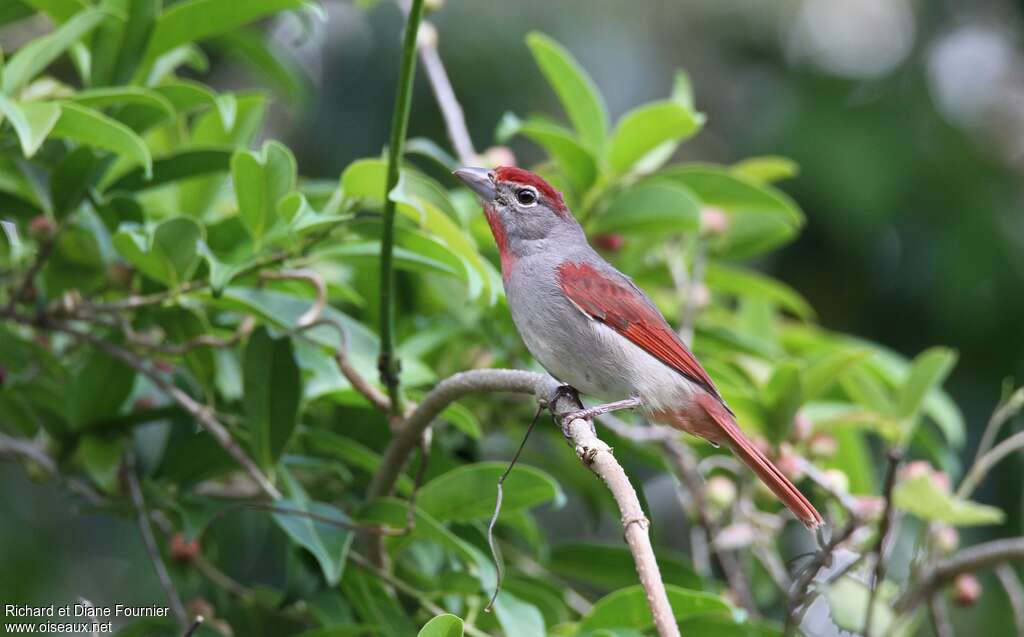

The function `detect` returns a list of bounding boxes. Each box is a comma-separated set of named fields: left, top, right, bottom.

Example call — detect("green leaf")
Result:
left=301, top=429, right=413, bottom=495
left=705, top=263, right=815, bottom=320
left=840, top=365, right=894, bottom=414
left=155, top=79, right=236, bottom=129
left=550, top=543, right=704, bottom=591
left=20, top=0, right=91, bottom=23
left=51, top=102, right=153, bottom=178
left=232, top=140, right=296, bottom=244
left=107, top=148, right=232, bottom=193
left=142, top=0, right=308, bottom=66
left=440, top=402, right=481, bottom=440
left=244, top=327, right=301, bottom=470
left=69, top=348, right=135, bottom=429
left=416, top=615, right=463, bottom=637
left=0, top=96, right=60, bottom=158
left=763, top=362, right=802, bottom=443
left=525, top=32, right=608, bottom=150
left=50, top=146, right=99, bottom=217
left=731, top=156, right=799, bottom=184
left=496, top=113, right=598, bottom=193
left=580, top=585, right=732, bottom=632
left=893, top=474, right=1004, bottom=526
left=77, top=434, right=124, bottom=493
left=494, top=592, right=545, bottom=637
left=825, top=577, right=893, bottom=636
left=68, top=87, right=176, bottom=121
left=606, top=101, right=703, bottom=175
left=272, top=496, right=353, bottom=586
left=591, top=181, right=700, bottom=236
left=341, top=568, right=416, bottom=637
left=800, top=349, right=869, bottom=402
left=212, top=28, right=310, bottom=106
left=896, top=347, right=957, bottom=419
left=416, top=462, right=563, bottom=523
left=657, top=165, right=804, bottom=259
left=1, top=7, right=108, bottom=95
left=112, top=218, right=202, bottom=287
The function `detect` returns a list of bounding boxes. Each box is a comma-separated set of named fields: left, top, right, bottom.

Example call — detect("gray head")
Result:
left=453, top=166, right=583, bottom=262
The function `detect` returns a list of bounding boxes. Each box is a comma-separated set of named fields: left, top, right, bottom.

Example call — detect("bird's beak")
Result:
left=453, top=167, right=496, bottom=201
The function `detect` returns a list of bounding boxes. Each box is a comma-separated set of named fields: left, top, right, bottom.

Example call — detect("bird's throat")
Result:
left=484, top=204, right=516, bottom=281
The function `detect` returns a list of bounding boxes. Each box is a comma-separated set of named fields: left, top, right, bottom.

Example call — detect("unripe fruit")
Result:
left=424, top=0, right=444, bottom=11
left=169, top=533, right=201, bottom=564
left=594, top=233, right=624, bottom=252
left=776, top=445, right=805, bottom=481
left=952, top=573, right=981, bottom=607
left=705, top=475, right=737, bottom=509
left=807, top=432, right=837, bottom=458
left=28, top=216, right=56, bottom=242
left=689, top=282, right=711, bottom=310
left=791, top=410, right=813, bottom=441
left=823, top=468, right=849, bottom=495
left=417, top=21, right=438, bottom=48
left=933, top=525, right=959, bottom=554
left=852, top=496, right=885, bottom=521
left=478, top=146, right=516, bottom=169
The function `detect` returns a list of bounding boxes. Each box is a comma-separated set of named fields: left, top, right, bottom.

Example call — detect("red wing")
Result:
left=557, top=261, right=720, bottom=398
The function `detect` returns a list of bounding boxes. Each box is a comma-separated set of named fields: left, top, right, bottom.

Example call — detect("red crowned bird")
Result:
left=454, top=166, right=823, bottom=530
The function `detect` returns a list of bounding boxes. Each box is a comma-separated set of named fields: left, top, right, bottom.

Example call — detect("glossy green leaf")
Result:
left=77, top=434, right=123, bottom=493
left=1, top=7, right=108, bottom=95
left=550, top=543, right=704, bottom=591
left=705, top=263, right=814, bottom=320
left=591, top=182, right=700, bottom=235
left=301, top=429, right=413, bottom=495
left=232, top=140, right=296, bottom=244
left=142, top=0, right=308, bottom=64
left=416, top=614, right=463, bottom=637
left=731, top=156, right=799, bottom=184
left=212, top=28, right=310, bottom=106
left=69, top=87, right=175, bottom=120
left=0, top=96, right=60, bottom=158
left=416, top=461, right=563, bottom=523
left=580, top=585, right=732, bottom=631
left=108, top=148, right=232, bottom=193
left=496, top=113, right=597, bottom=193
left=800, top=349, right=869, bottom=402
left=494, top=592, right=545, bottom=637
left=20, top=0, right=91, bottom=23
left=341, top=568, right=416, bottom=637
left=893, top=474, right=1004, bottom=526
left=606, top=101, right=703, bottom=175
left=840, top=365, right=894, bottom=414
left=897, top=347, right=957, bottom=419
left=112, top=217, right=202, bottom=286
left=155, top=79, right=236, bottom=129
left=763, top=361, right=802, bottom=443
left=69, top=348, right=135, bottom=429
left=52, top=102, right=152, bottom=178
left=244, top=327, right=301, bottom=469
left=272, top=496, right=353, bottom=586
left=525, top=32, right=607, bottom=149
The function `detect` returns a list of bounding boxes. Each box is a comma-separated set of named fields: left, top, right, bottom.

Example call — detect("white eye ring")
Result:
left=515, top=187, right=538, bottom=206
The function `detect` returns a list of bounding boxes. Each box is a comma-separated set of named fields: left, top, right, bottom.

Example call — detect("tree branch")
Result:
left=125, top=452, right=188, bottom=627
left=997, top=563, right=1024, bottom=636
left=898, top=538, right=1024, bottom=611
left=378, top=0, right=426, bottom=417
left=416, top=22, right=476, bottom=164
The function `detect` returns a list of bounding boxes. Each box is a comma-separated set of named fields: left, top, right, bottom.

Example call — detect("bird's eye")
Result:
left=515, top=188, right=538, bottom=206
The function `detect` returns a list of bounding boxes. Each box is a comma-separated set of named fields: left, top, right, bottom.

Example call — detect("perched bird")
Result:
left=454, top=166, right=823, bottom=530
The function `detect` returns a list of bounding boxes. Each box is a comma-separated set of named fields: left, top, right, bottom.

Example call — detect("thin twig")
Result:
left=799, top=457, right=859, bottom=517
left=125, top=452, right=188, bottom=627
left=4, top=224, right=62, bottom=313
left=898, top=538, right=1024, bottom=611
left=997, top=564, right=1024, bottom=636
left=864, top=449, right=903, bottom=637
left=416, top=22, right=476, bottom=164
left=485, top=403, right=543, bottom=612
left=957, top=430, right=1024, bottom=499
left=972, top=387, right=1024, bottom=467
left=300, top=317, right=391, bottom=413
left=378, top=0, right=426, bottom=417
left=261, top=269, right=325, bottom=327
left=45, top=319, right=281, bottom=499
left=928, top=595, right=955, bottom=637
left=182, top=616, right=204, bottom=637
left=786, top=518, right=860, bottom=633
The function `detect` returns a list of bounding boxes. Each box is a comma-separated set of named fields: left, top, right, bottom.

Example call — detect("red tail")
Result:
left=696, top=394, right=824, bottom=529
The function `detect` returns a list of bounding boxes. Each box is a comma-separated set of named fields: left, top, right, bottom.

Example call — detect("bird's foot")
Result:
left=560, top=396, right=642, bottom=427
left=546, top=384, right=581, bottom=410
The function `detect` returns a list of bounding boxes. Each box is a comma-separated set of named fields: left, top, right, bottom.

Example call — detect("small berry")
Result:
left=478, top=146, right=516, bottom=169
left=952, top=573, right=981, bottom=607
left=791, top=410, right=813, bottom=441
left=933, top=525, right=959, bottom=554
left=823, top=468, right=850, bottom=495
left=699, top=206, right=730, bottom=236
left=808, top=432, right=837, bottom=458
left=705, top=475, right=737, bottom=509
left=28, top=216, right=56, bottom=242
left=852, top=496, right=885, bottom=521
left=689, top=282, right=711, bottom=310
left=169, top=533, right=201, bottom=564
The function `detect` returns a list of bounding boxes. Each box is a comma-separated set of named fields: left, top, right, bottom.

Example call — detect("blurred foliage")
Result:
left=0, top=2, right=1021, bottom=637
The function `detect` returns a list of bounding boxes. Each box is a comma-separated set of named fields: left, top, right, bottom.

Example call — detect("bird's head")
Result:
left=454, top=166, right=581, bottom=272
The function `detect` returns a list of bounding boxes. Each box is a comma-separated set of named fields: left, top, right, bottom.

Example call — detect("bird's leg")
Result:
left=561, top=396, right=642, bottom=426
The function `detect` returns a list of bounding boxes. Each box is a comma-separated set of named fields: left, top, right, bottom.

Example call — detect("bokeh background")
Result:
left=2, top=0, right=1023, bottom=633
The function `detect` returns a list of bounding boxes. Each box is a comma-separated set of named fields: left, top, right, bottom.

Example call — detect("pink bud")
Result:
left=952, top=573, right=981, bottom=606
left=901, top=460, right=933, bottom=481
left=705, top=475, right=737, bottom=509
left=169, top=533, right=201, bottom=564
left=699, top=206, right=730, bottom=236
left=28, top=216, right=56, bottom=242
left=853, top=496, right=885, bottom=521
left=479, top=146, right=516, bottom=169
left=933, top=525, right=959, bottom=554
left=776, top=445, right=805, bottom=481
left=689, top=282, right=711, bottom=310
left=791, top=410, right=813, bottom=441
left=823, top=469, right=850, bottom=495
left=808, top=432, right=837, bottom=458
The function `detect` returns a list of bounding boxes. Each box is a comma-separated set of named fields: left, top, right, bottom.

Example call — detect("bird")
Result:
left=454, top=165, right=824, bottom=530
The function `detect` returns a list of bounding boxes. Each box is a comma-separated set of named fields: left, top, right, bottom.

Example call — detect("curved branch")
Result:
left=897, top=538, right=1024, bottom=611
left=368, top=369, right=544, bottom=498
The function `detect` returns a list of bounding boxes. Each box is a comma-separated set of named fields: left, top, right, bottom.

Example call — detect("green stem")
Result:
left=378, top=0, right=425, bottom=417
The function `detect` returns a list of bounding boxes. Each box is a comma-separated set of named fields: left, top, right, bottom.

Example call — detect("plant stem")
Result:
left=379, top=0, right=426, bottom=417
